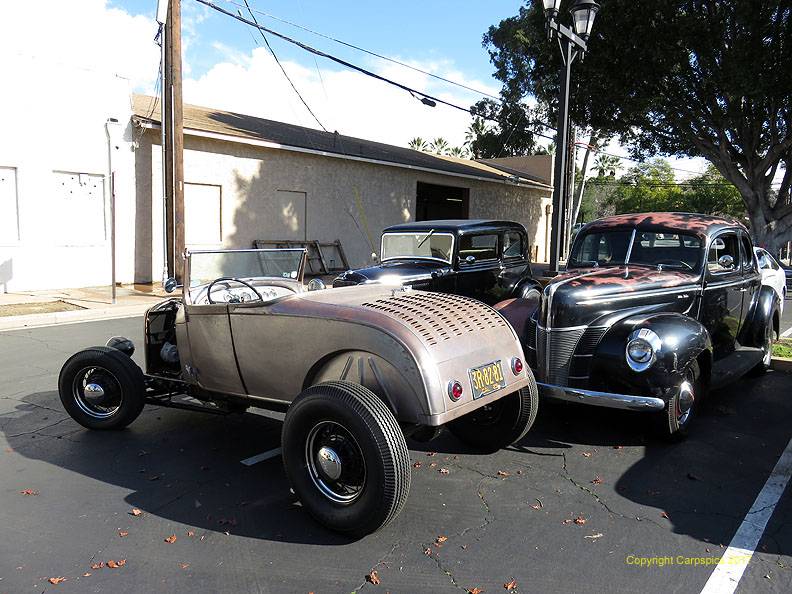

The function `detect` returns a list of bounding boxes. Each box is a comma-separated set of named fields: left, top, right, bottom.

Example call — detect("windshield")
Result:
left=188, top=249, right=305, bottom=287
left=570, top=229, right=703, bottom=270
left=381, top=232, right=454, bottom=263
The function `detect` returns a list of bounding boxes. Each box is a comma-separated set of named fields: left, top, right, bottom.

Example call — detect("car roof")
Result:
left=582, top=212, right=747, bottom=239
left=383, top=219, right=526, bottom=234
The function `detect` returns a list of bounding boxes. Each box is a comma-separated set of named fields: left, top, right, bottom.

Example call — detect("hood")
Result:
left=542, top=265, right=701, bottom=328
left=334, top=259, right=450, bottom=286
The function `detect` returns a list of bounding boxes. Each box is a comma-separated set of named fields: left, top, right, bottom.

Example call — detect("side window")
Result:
left=503, top=232, right=523, bottom=259
left=741, top=236, right=756, bottom=273
left=707, top=233, right=740, bottom=274
left=459, top=234, right=498, bottom=264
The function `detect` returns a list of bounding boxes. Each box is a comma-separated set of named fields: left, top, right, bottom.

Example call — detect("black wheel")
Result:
left=58, top=346, right=145, bottom=430
left=281, top=381, right=410, bottom=536
left=446, top=379, right=539, bottom=453
left=654, top=360, right=700, bottom=441
left=748, top=318, right=774, bottom=377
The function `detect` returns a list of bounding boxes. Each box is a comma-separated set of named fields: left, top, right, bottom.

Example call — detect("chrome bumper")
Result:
left=537, top=383, right=666, bottom=412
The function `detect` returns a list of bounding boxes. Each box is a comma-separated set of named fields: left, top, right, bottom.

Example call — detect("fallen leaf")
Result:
left=186, top=530, right=195, bottom=537
left=504, top=578, right=518, bottom=590
left=48, top=577, right=66, bottom=585
left=562, top=519, right=573, bottom=525
left=585, top=533, right=604, bottom=539
left=426, top=452, right=436, bottom=457
left=582, top=452, right=592, bottom=458
left=365, top=570, right=381, bottom=585
left=118, top=530, right=128, bottom=538
left=660, top=511, right=670, bottom=520
left=591, top=476, right=603, bottom=485
left=574, top=516, right=587, bottom=525
left=130, top=508, right=143, bottom=517
left=90, top=562, right=104, bottom=570
left=435, top=535, right=448, bottom=546
left=164, top=534, right=177, bottom=544
left=107, top=559, right=126, bottom=569
left=429, top=462, right=437, bottom=468
left=423, top=547, right=432, bottom=556
left=412, top=461, right=422, bottom=468
left=468, top=588, right=484, bottom=594
left=83, top=572, right=92, bottom=577
left=497, top=471, right=510, bottom=477
left=20, top=489, right=39, bottom=496
left=179, top=563, right=190, bottom=570
left=612, top=445, right=624, bottom=450
left=439, top=468, right=450, bottom=475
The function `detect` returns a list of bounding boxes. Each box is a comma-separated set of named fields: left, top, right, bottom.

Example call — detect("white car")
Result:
left=755, top=247, right=786, bottom=314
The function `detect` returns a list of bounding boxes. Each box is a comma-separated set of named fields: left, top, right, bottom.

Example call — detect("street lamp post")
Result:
left=542, top=0, right=600, bottom=275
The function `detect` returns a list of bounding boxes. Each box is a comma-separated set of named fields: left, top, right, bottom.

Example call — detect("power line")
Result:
left=217, top=0, right=505, bottom=102
left=239, top=0, right=326, bottom=131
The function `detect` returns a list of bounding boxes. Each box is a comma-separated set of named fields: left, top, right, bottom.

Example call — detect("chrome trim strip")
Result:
left=577, top=284, right=700, bottom=305
left=704, top=278, right=751, bottom=290
left=624, top=228, right=637, bottom=264
left=537, top=382, right=666, bottom=411
left=536, top=323, right=593, bottom=332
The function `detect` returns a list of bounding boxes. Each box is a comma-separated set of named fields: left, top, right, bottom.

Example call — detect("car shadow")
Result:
left=2, top=391, right=353, bottom=546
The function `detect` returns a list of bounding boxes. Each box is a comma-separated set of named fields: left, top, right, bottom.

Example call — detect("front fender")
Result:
left=740, top=285, right=780, bottom=347
left=589, top=313, right=712, bottom=398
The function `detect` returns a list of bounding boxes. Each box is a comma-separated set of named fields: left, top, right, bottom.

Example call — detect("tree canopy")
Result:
left=479, top=1, right=792, bottom=250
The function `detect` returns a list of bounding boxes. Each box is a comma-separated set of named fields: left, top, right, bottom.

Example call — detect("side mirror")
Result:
left=718, top=254, right=735, bottom=270
left=164, top=277, right=180, bottom=293
left=307, top=278, right=326, bottom=291
left=465, top=255, right=476, bottom=265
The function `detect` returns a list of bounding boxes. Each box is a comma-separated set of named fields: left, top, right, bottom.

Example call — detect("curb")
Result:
left=771, top=357, right=792, bottom=374
left=0, top=303, right=152, bottom=332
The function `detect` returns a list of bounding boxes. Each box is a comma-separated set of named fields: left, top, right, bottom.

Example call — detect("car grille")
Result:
left=525, top=318, right=607, bottom=387
left=361, top=291, right=508, bottom=347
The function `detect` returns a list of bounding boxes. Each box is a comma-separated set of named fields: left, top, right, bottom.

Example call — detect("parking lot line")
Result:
left=240, top=447, right=282, bottom=466
left=700, top=436, right=792, bottom=594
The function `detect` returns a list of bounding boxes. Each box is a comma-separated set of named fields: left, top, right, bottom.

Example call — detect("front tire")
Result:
left=58, top=346, right=145, bottom=430
left=654, top=360, right=700, bottom=441
left=446, top=380, right=539, bottom=453
left=281, top=381, right=410, bottom=536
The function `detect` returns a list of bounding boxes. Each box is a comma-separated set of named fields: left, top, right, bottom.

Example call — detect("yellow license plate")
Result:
left=468, top=360, right=505, bottom=400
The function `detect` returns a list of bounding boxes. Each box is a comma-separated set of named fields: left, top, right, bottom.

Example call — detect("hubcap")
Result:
left=305, top=421, right=366, bottom=505
left=72, top=366, right=123, bottom=419
left=763, top=325, right=773, bottom=366
left=677, top=380, right=695, bottom=425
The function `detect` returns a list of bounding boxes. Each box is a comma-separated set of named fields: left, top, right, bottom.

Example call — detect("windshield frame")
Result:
left=380, top=231, right=455, bottom=264
left=568, top=227, right=704, bottom=272
left=184, top=248, right=307, bottom=301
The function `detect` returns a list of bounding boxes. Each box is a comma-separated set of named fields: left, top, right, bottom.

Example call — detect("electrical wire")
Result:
left=240, top=0, right=326, bottom=131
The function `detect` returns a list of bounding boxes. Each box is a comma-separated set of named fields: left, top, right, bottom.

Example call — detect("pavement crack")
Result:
left=353, top=540, right=401, bottom=591
left=423, top=544, right=466, bottom=592
left=7, top=416, right=71, bottom=438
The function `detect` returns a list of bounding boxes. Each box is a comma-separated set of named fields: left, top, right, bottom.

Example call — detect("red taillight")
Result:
left=448, top=381, right=463, bottom=401
left=511, top=357, right=524, bottom=375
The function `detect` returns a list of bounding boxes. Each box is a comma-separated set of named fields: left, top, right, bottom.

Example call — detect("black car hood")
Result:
left=542, top=265, right=701, bottom=328
left=335, top=259, right=450, bottom=285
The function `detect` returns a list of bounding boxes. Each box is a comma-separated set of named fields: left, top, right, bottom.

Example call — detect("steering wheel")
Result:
left=206, top=277, right=264, bottom=304
left=656, top=259, right=694, bottom=271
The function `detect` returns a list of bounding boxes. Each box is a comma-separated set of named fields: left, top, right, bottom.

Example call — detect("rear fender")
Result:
left=493, top=293, right=541, bottom=346
left=740, top=285, right=780, bottom=347
left=590, top=313, right=712, bottom=397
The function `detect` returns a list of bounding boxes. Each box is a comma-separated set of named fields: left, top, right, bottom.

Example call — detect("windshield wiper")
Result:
left=416, top=229, right=436, bottom=249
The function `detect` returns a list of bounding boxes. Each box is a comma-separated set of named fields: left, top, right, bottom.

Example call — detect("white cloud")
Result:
left=0, top=0, right=160, bottom=91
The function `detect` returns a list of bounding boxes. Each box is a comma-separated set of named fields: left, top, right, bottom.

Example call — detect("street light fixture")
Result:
left=540, top=0, right=601, bottom=275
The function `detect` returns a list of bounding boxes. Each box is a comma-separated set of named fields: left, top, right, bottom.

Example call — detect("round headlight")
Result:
left=625, top=328, right=662, bottom=372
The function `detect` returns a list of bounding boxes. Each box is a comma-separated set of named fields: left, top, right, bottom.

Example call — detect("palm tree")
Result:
left=429, top=137, right=450, bottom=155
left=448, top=146, right=469, bottom=159
left=408, top=137, right=428, bottom=151
left=464, top=118, right=486, bottom=147
left=593, top=154, right=621, bottom=177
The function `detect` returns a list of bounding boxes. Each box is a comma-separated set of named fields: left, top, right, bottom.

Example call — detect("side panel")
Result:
left=183, top=304, right=246, bottom=395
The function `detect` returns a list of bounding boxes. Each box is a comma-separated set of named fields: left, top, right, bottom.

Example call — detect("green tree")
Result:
left=480, top=1, right=792, bottom=251
left=467, top=99, right=537, bottom=158
left=592, top=154, right=620, bottom=178
left=429, top=137, right=450, bottom=155
left=408, top=137, right=428, bottom=151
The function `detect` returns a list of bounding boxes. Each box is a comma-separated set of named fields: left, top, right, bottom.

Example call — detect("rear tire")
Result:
left=58, top=346, right=145, bottom=430
left=748, top=318, right=774, bottom=377
left=447, top=377, right=539, bottom=453
left=654, top=360, right=700, bottom=441
left=281, top=381, right=410, bottom=537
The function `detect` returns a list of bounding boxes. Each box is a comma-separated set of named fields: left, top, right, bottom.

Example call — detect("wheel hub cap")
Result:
left=84, top=383, right=105, bottom=399
left=316, top=446, right=342, bottom=480
left=677, top=380, right=694, bottom=424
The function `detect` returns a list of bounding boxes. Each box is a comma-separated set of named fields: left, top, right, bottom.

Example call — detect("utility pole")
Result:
left=163, top=0, right=185, bottom=282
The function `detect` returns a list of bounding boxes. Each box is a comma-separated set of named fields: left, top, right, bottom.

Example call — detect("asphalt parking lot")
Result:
left=1, top=315, right=792, bottom=594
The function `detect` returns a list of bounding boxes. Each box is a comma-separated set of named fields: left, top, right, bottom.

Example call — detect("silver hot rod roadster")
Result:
left=58, top=248, right=538, bottom=535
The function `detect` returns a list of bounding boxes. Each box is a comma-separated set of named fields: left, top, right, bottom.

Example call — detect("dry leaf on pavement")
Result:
left=180, top=563, right=190, bottom=570
left=574, top=516, right=587, bottom=525
left=468, top=588, right=484, bottom=594
left=130, top=508, right=143, bottom=517
left=504, top=578, right=518, bottom=590
left=83, top=572, right=92, bottom=577
left=48, top=577, right=66, bottom=585
left=585, top=533, right=604, bottom=540
left=107, top=559, right=126, bottom=569
left=187, top=530, right=195, bottom=537
left=20, top=489, right=39, bottom=496
left=413, top=461, right=422, bottom=468
left=118, top=530, right=128, bottom=538
left=90, top=562, right=104, bottom=570
left=582, top=452, right=592, bottom=458
left=591, top=476, right=603, bottom=485
left=366, top=570, right=381, bottom=585
left=497, top=471, right=510, bottom=477
left=439, top=468, right=450, bottom=475
left=661, top=511, right=670, bottom=520
left=164, top=535, right=177, bottom=544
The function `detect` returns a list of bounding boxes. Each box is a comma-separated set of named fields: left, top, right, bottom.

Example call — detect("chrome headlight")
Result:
left=625, top=328, right=661, bottom=372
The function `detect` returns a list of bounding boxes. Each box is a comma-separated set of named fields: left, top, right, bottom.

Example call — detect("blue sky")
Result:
left=116, top=0, right=523, bottom=94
